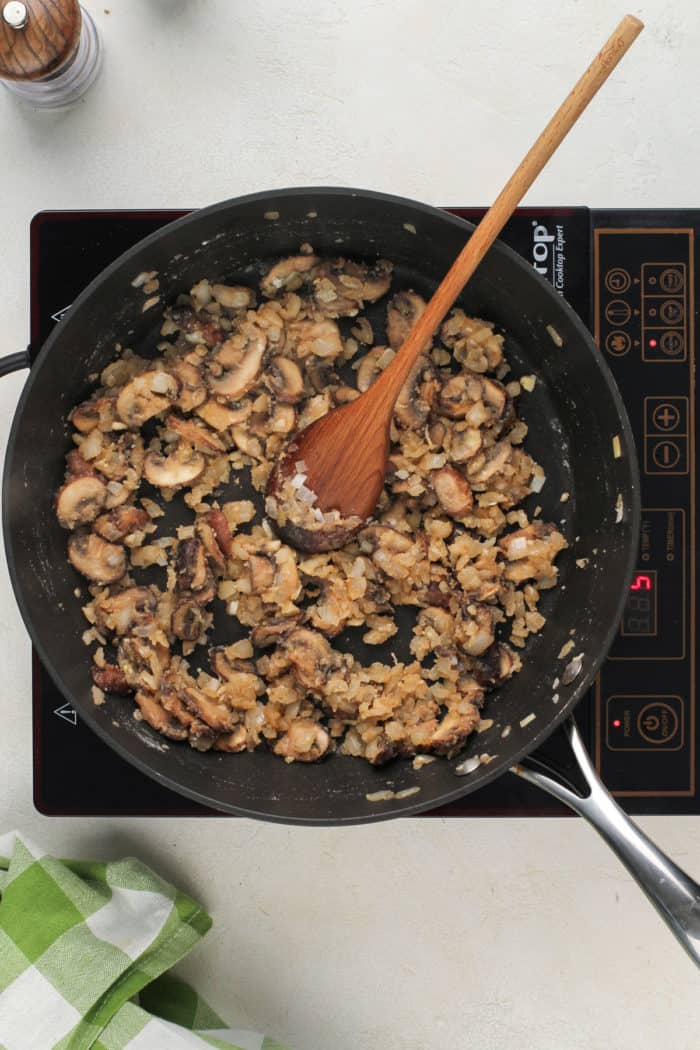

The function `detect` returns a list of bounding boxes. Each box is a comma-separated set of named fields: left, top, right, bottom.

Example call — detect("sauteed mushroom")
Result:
left=93, top=505, right=149, bottom=542
left=56, top=476, right=107, bottom=529
left=387, top=290, right=427, bottom=350
left=144, top=444, right=205, bottom=488
left=116, top=371, right=179, bottom=426
left=265, top=356, right=305, bottom=402
left=68, top=533, right=126, bottom=584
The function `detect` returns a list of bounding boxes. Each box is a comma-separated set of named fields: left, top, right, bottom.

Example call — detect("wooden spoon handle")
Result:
left=374, top=13, right=643, bottom=404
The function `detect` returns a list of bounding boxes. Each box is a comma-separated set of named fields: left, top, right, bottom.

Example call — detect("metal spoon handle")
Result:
left=514, top=718, right=700, bottom=968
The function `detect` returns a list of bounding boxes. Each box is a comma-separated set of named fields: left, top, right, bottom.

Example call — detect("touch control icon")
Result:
left=605, top=331, right=631, bottom=356
left=605, top=268, right=631, bottom=294
left=660, top=330, right=684, bottom=357
left=660, top=299, right=684, bottom=325
left=651, top=403, right=681, bottom=431
left=606, top=694, right=684, bottom=752
left=651, top=441, right=681, bottom=469
left=659, top=267, right=684, bottom=294
left=638, top=702, right=679, bottom=745
left=604, top=299, right=631, bottom=326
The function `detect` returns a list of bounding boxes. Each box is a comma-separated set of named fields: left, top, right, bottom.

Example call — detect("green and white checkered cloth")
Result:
left=0, top=831, right=289, bottom=1050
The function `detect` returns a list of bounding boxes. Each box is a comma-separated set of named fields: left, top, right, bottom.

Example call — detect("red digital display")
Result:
left=622, top=571, right=657, bottom=636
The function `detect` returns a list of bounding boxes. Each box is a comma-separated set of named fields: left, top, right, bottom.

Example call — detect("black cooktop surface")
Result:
left=30, top=206, right=697, bottom=816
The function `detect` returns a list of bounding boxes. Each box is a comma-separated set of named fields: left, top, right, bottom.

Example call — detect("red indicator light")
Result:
left=631, top=574, right=652, bottom=591
left=649, top=338, right=658, bottom=348
left=613, top=719, right=622, bottom=728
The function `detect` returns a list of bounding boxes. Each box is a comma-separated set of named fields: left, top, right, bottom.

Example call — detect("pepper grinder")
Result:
left=0, top=0, right=101, bottom=108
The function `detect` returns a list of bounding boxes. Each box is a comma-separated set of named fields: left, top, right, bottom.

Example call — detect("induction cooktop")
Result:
left=29, top=205, right=697, bottom=817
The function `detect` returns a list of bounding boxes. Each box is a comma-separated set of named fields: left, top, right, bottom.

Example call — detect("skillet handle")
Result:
left=514, top=717, right=700, bottom=968
left=0, top=350, right=31, bottom=377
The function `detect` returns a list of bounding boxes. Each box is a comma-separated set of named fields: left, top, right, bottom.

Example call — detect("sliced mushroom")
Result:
left=287, top=318, right=344, bottom=360
left=189, top=722, right=219, bottom=752
left=116, top=371, right=180, bottom=427
left=481, top=377, right=507, bottom=418
left=134, top=690, right=188, bottom=741
left=91, top=663, right=131, bottom=694
left=92, top=433, right=144, bottom=484
left=71, top=395, right=118, bottom=433
left=211, top=284, right=255, bottom=309
left=261, top=254, right=319, bottom=297
left=251, top=614, right=302, bottom=648
left=118, top=637, right=170, bottom=691
left=207, top=508, right=233, bottom=557
left=213, top=725, right=248, bottom=752
left=207, top=342, right=265, bottom=401
left=159, top=679, right=197, bottom=726
left=187, top=574, right=218, bottom=606
left=355, top=345, right=395, bottom=393
left=179, top=684, right=237, bottom=733
left=170, top=359, right=207, bottom=413
left=394, top=355, right=438, bottom=429
left=196, top=518, right=227, bottom=571
left=312, top=258, right=393, bottom=317
left=306, top=358, right=338, bottom=394
left=172, top=599, right=207, bottom=641
left=213, top=324, right=264, bottom=367
left=210, top=647, right=244, bottom=680
left=159, top=680, right=216, bottom=752
left=282, top=628, right=337, bottom=692
left=68, top=532, right=126, bottom=584
left=209, top=647, right=257, bottom=681
left=437, top=371, right=482, bottom=419
left=94, top=505, right=149, bottom=542
left=386, top=290, right=427, bottom=350
left=472, top=642, right=521, bottom=690
left=467, top=441, right=512, bottom=486
left=65, top=450, right=96, bottom=478
left=432, top=466, right=474, bottom=518
left=273, top=720, right=331, bottom=762
left=144, top=443, right=205, bottom=488
left=196, top=399, right=251, bottom=431
left=168, top=306, right=223, bottom=347
left=430, top=702, right=481, bottom=754
left=455, top=604, right=496, bottom=656
left=56, top=475, right=107, bottom=529
left=438, top=371, right=507, bottom=426
left=165, top=414, right=225, bottom=453
left=450, top=428, right=482, bottom=463
left=265, top=356, right=304, bottom=403
left=176, top=538, right=209, bottom=591
left=248, top=554, right=275, bottom=593
left=96, top=586, right=158, bottom=636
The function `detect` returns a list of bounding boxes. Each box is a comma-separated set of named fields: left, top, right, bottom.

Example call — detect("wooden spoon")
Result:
left=267, top=14, right=643, bottom=553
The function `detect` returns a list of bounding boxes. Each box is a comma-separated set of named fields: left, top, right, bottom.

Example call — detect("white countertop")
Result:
left=2, top=2, right=700, bottom=1047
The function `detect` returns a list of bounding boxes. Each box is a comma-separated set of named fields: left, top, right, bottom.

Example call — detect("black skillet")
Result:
left=3, top=188, right=700, bottom=962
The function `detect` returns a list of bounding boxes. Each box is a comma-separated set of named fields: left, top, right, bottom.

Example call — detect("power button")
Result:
left=606, top=694, right=684, bottom=751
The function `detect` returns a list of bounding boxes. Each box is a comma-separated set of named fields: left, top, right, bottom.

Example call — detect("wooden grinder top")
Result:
left=0, top=0, right=81, bottom=82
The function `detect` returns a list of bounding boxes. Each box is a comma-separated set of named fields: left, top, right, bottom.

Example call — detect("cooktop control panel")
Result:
left=592, top=219, right=695, bottom=803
